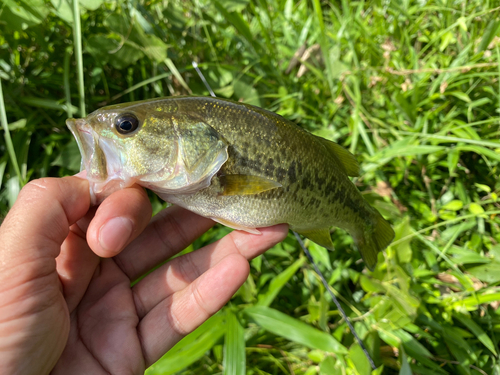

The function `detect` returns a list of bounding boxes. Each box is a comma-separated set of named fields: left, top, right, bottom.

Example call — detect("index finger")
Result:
left=85, top=184, right=152, bottom=258
left=114, top=205, right=215, bottom=281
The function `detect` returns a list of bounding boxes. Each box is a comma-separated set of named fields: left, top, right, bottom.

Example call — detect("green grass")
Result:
left=2, top=0, right=500, bottom=374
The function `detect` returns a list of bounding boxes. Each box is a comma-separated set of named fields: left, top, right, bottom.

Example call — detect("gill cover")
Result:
left=142, top=117, right=228, bottom=195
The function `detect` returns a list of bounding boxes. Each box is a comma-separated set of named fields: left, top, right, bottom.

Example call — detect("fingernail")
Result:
left=73, top=170, right=87, bottom=178
left=99, top=217, right=134, bottom=252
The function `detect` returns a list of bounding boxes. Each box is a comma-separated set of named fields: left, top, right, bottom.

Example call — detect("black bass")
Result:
left=67, top=96, right=394, bottom=269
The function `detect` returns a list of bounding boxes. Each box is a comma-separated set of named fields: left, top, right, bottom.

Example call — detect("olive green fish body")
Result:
left=67, top=96, right=395, bottom=269
left=160, top=99, right=369, bottom=233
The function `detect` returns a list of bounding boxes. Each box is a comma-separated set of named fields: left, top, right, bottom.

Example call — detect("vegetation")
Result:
left=2, top=0, right=500, bottom=373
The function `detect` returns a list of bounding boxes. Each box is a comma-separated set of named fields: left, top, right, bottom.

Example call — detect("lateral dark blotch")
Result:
left=314, top=175, right=326, bottom=190
left=287, top=161, right=297, bottom=184
left=301, top=173, right=313, bottom=190
left=265, top=157, right=275, bottom=174
left=336, top=188, right=347, bottom=205
left=276, top=167, right=287, bottom=180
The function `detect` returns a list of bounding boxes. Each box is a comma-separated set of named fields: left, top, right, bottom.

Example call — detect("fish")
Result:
left=67, top=96, right=395, bottom=270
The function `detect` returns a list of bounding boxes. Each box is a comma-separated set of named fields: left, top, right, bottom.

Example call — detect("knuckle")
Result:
left=132, top=287, right=147, bottom=318
left=166, top=298, right=191, bottom=336
left=175, top=254, right=201, bottom=284
left=153, top=210, right=190, bottom=251
left=19, top=178, right=61, bottom=204
left=191, top=285, right=210, bottom=317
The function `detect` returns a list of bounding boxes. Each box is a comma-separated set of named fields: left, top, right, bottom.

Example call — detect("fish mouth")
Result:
left=66, top=118, right=108, bottom=183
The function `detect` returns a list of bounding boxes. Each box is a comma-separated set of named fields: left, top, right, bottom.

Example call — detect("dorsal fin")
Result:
left=316, top=136, right=360, bottom=177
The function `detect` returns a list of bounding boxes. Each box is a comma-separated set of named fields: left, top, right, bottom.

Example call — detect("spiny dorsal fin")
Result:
left=220, top=174, right=282, bottom=196
left=296, top=228, right=335, bottom=251
left=316, top=136, right=360, bottom=177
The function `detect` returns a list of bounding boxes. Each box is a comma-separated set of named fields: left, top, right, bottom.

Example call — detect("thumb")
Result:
left=0, top=177, right=90, bottom=283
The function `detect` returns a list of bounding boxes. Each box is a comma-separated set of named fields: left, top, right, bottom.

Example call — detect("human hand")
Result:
left=0, top=176, right=288, bottom=374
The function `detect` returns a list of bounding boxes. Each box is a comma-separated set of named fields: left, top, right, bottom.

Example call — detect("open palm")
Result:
left=0, top=177, right=287, bottom=374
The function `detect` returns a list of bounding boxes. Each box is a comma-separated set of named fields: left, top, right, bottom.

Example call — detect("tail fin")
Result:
left=355, top=211, right=395, bottom=271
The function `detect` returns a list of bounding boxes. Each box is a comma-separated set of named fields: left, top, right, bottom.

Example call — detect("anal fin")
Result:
left=210, top=217, right=262, bottom=235
left=297, top=228, right=334, bottom=250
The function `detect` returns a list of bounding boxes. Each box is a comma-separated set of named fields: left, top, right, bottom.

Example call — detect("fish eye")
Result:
left=115, top=113, right=139, bottom=135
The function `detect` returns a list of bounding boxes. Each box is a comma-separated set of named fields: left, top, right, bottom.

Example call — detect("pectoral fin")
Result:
left=210, top=217, right=262, bottom=234
left=220, top=174, right=282, bottom=196
left=297, top=228, right=334, bottom=250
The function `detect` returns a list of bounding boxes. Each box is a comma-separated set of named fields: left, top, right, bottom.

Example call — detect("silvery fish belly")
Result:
left=67, top=96, right=395, bottom=270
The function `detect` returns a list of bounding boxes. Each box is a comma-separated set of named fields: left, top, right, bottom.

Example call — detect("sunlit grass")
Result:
left=0, top=79, right=23, bottom=187
left=1, top=0, right=500, bottom=374
left=71, top=0, right=85, bottom=117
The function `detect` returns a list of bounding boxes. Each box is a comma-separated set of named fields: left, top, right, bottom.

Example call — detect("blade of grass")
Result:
left=454, top=314, right=498, bottom=357
left=164, top=58, right=192, bottom=94
left=391, top=210, right=500, bottom=247
left=105, top=72, right=171, bottom=104
left=0, top=160, right=6, bottom=188
left=0, top=79, right=23, bottom=187
left=256, top=257, right=306, bottom=307
left=312, top=0, right=335, bottom=98
left=72, top=0, right=85, bottom=116
left=146, top=313, right=226, bottom=375
left=63, top=47, right=74, bottom=118
left=244, top=305, right=347, bottom=354
left=374, top=130, right=500, bottom=149
left=223, top=309, right=245, bottom=375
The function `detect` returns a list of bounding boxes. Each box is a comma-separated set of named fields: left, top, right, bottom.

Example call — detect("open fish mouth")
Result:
left=67, top=117, right=131, bottom=204
left=66, top=118, right=108, bottom=182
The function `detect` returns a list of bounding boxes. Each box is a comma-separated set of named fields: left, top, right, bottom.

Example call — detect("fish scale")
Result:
left=67, top=96, right=395, bottom=270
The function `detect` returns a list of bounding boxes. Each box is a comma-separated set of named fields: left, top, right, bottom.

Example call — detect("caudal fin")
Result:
left=355, top=211, right=395, bottom=271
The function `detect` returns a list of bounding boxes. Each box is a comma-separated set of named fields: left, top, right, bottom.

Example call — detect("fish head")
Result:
left=67, top=99, right=228, bottom=204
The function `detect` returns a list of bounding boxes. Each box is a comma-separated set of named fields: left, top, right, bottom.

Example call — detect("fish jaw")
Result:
left=67, top=118, right=97, bottom=177
left=67, top=118, right=133, bottom=205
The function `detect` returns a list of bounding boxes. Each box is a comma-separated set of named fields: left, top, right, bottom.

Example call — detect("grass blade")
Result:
left=63, top=47, right=74, bottom=118
left=0, top=79, right=23, bottom=187
left=455, top=314, right=498, bottom=356
left=256, top=257, right=306, bottom=307
left=164, top=58, right=192, bottom=94
left=72, top=0, right=85, bottom=116
left=223, top=309, right=245, bottom=375
left=312, top=0, right=335, bottom=98
left=244, top=306, right=347, bottom=354
left=146, top=313, right=226, bottom=375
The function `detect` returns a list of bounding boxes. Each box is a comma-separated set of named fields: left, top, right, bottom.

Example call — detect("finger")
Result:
left=132, top=224, right=288, bottom=318
left=114, top=205, right=214, bottom=280
left=57, top=185, right=151, bottom=310
left=86, top=185, right=152, bottom=258
left=138, top=253, right=249, bottom=366
left=0, top=177, right=90, bottom=286
left=56, top=208, right=100, bottom=313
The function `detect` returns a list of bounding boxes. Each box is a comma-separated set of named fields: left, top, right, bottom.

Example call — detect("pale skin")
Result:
left=0, top=176, right=288, bottom=374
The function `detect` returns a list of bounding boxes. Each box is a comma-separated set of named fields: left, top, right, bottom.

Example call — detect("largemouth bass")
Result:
left=67, top=96, right=394, bottom=270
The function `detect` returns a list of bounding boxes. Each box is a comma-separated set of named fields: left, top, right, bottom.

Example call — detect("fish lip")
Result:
left=66, top=117, right=104, bottom=181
